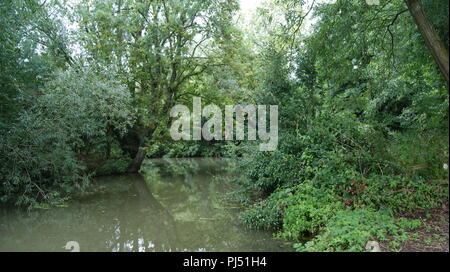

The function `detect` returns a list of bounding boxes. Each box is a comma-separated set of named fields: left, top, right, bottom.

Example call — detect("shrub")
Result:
left=95, top=157, right=131, bottom=176
left=0, top=68, right=135, bottom=208
left=280, top=182, right=344, bottom=240
left=294, top=210, right=400, bottom=252
left=239, top=188, right=290, bottom=231
left=355, top=175, right=448, bottom=214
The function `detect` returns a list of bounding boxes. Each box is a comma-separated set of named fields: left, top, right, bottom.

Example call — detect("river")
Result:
left=0, top=158, right=292, bottom=252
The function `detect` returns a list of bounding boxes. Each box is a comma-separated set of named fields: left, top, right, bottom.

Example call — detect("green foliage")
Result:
left=0, top=114, right=89, bottom=207
left=0, top=0, right=448, bottom=252
left=0, top=0, right=64, bottom=129
left=294, top=209, right=400, bottom=252
left=240, top=189, right=289, bottom=231
left=396, top=218, right=422, bottom=231
left=95, top=158, right=131, bottom=177
left=240, top=199, right=284, bottom=231
left=0, top=68, right=135, bottom=207
left=74, top=0, right=241, bottom=169
left=386, top=130, right=449, bottom=180
left=280, top=183, right=344, bottom=240
left=231, top=0, right=449, bottom=252
left=355, top=175, right=448, bottom=214
left=40, top=68, right=135, bottom=143
left=239, top=150, right=302, bottom=195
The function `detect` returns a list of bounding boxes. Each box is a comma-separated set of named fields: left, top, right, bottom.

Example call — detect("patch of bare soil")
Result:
left=381, top=201, right=449, bottom=252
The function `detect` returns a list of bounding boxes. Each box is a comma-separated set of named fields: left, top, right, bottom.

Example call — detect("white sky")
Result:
left=238, top=0, right=337, bottom=34
left=239, top=0, right=264, bottom=16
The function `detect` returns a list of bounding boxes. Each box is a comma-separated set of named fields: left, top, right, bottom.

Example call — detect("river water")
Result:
left=0, top=158, right=291, bottom=252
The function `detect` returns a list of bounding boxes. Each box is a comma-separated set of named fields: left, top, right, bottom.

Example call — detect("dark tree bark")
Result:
left=126, top=127, right=154, bottom=173
left=405, top=0, right=449, bottom=86
left=127, top=91, right=177, bottom=173
left=127, top=148, right=147, bottom=173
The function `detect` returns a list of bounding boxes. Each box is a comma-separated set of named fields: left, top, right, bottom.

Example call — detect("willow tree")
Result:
left=75, top=0, right=238, bottom=172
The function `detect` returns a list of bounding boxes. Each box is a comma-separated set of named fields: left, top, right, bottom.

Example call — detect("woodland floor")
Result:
left=381, top=201, right=449, bottom=252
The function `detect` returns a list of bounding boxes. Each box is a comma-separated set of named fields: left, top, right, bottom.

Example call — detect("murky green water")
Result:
left=0, top=158, right=291, bottom=252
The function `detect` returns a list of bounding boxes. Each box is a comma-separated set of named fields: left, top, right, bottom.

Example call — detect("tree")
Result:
left=75, top=0, right=239, bottom=172
left=404, top=0, right=449, bottom=86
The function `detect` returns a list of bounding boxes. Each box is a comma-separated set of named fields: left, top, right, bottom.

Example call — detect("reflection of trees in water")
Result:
left=140, top=158, right=273, bottom=251
left=143, top=158, right=231, bottom=204
left=105, top=173, right=180, bottom=252
left=143, top=158, right=228, bottom=181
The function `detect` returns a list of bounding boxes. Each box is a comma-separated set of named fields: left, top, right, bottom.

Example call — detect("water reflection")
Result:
left=0, top=158, right=291, bottom=252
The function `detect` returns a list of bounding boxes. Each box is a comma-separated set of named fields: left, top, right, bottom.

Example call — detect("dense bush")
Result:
left=0, top=68, right=135, bottom=207
left=280, top=182, right=344, bottom=240
left=0, top=113, right=89, bottom=207
left=294, top=209, right=402, bottom=252
left=240, top=188, right=289, bottom=231
left=233, top=111, right=448, bottom=250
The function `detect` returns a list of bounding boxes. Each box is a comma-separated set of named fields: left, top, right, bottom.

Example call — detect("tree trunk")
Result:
left=127, top=127, right=154, bottom=173
left=127, top=148, right=147, bottom=173
left=127, top=90, right=177, bottom=173
left=405, top=0, right=449, bottom=86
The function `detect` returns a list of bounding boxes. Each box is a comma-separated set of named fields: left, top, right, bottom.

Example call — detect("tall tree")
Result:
left=76, top=0, right=239, bottom=172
